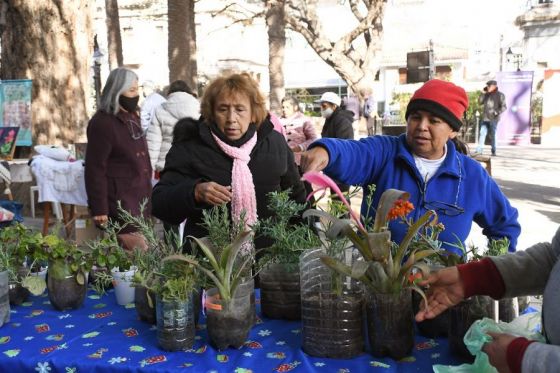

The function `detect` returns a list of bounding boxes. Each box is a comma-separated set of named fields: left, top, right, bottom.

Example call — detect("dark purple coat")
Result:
left=85, top=110, right=152, bottom=232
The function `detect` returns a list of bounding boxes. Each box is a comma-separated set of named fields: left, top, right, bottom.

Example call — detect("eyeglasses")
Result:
left=421, top=152, right=464, bottom=217
left=127, top=119, right=147, bottom=140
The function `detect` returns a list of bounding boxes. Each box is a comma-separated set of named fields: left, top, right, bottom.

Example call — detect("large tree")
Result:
left=168, top=0, right=197, bottom=93
left=266, top=0, right=286, bottom=114
left=284, top=0, right=387, bottom=99
left=0, top=0, right=92, bottom=144
left=105, top=0, right=123, bottom=69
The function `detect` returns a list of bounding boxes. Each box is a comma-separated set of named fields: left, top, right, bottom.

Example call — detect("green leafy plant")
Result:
left=257, top=190, right=320, bottom=271
left=41, top=233, right=93, bottom=286
left=302, top=172, right=439, bottom=301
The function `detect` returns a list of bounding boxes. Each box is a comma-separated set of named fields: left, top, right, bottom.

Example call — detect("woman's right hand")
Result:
left=300, top=146, right=329, bottom=173
left=195, top=182, right=232, bottom=205
left=415, top=266, right=465, bottom=322
left=93, top=215, right=109, bottom=229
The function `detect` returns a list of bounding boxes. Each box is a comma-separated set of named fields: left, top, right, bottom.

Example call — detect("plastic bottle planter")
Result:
left=236, top=279, right=256, bottom=325
left=8, top=282, right=29, bottom=306
left=111, top=266, right=137, bottom=306
left=135, top=286, right=156, bottom=325
left=412, top=291, right=449, bottom=338
left=365, top=289, right=414, bottom=360
left=300, top=248, right=364, bottom=359
left=259, top=263, right=300, bottom=320
left=156, top=295, right=195, bottom=351
left=47, top=261, right=87, bottom=311
left=448, top=296, right=490, bottom=362
left=205, top=280, right=253, bottom=350
left=486, top=297, right=516, bottom=323
left=0, top=271, right=10, bottom=327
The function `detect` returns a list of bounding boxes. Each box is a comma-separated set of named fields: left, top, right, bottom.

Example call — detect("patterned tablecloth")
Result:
left=0, top=289, right=463, bottom=372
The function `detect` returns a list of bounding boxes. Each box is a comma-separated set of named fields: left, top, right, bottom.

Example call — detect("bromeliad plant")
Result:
left=302, top=171, right=439, bottom=300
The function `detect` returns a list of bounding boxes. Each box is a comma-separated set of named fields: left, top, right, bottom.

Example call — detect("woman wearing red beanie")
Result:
left=301, top=79, right=520, bottom=256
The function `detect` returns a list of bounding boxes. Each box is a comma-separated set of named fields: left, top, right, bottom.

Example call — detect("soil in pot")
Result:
left=0, top=271, right=10, bottom=327
left=9, top=282, right=30, bottom=306
left=156, top=296, right=195, bottom=351
left=365, top=290, right=414, bottom=360
left=412, top=290, right=449, bottom=338
left=259, top=264, right=300, bottom=320
left=205, top=286, right=253, bottom=350
left=135, top=286, right=156, bottom=324
left=448, top=296, right=490, bottom=362
left=301, top=292, right=364, bottom=359
left=235, top=279, right=256, bottom=325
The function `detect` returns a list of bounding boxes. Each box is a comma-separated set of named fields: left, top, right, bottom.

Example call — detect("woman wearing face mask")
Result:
left=85, top=67, right=151, bottom=251
left=317, top=91, right=354, bottom=195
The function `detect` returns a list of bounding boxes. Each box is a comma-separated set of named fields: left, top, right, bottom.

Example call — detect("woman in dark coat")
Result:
left=85, top=67, right=152, bottom=250
left=151, top=73, right=306, bottom=248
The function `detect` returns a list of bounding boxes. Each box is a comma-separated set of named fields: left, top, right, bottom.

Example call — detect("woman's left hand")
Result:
left=195, top=181, right=232, bottom=205
left=482, top=332, right=516, bottom=373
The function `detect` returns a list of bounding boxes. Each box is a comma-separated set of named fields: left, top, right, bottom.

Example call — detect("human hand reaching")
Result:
left=415, top=266, right=465, bottom=322
left=483, top=332, right=517, bottom=373
left=300, top=146, right=329, bottom=173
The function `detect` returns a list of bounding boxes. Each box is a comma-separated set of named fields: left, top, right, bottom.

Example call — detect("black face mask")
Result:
left=119, top=95, right=140, bottom=112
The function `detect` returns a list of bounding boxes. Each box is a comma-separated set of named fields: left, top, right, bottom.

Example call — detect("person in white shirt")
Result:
left=140, top=80, right=166, bottom=132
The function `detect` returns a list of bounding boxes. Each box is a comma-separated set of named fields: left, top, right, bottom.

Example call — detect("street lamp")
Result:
left=506, top=47, right=522, bottom=71
left=93, top=35, right=104, bottom=109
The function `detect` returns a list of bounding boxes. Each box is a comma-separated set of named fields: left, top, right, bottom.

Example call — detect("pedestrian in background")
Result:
left=147, top=80, right=200, bottom=173
left=140, top=80, right=166, bottom=132
left=476, top=80, right=506, bottom=156
left=280, top=96, right=318, bottom=168
left=85, top=67, right=151, bottom=251
left=317, top=91, right=354, bottom=196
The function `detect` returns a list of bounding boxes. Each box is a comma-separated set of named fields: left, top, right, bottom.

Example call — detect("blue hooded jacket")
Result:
left=310, top=134, right=520, bottom=254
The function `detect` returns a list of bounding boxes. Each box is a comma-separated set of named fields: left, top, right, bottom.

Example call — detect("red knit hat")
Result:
left=405, top=79, right=468, bottom=131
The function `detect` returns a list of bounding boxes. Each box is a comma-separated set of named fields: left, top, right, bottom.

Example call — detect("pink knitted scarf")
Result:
left=211, top=132, right=258, bottom=228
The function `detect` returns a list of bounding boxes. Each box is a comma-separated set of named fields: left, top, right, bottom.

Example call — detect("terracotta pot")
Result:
left=365, top=290, right=414, bottom=359
left=259, top=263, right=300, bottom=320
left=156, top=295, right=195, bottom=351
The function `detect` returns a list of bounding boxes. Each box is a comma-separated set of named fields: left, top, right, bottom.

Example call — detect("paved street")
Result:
left=466, top=143, right=560, bottom=251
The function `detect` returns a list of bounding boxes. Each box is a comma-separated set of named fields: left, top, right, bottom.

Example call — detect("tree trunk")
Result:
left=168, top=0, right=197, bottom=94
left=105, top=0, right=123, bottom=69
left=266, top=0, right=286, bottom=115
left=0, top=0, right=93, bottom=144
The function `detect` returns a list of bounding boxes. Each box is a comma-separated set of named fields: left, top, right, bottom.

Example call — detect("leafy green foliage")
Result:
left=257, top=190, right=320, bottom=269
left=484, top=237, right=510, bottom=257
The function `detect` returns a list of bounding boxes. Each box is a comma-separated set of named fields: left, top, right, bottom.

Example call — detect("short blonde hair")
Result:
left=201, top=73, right=267, bottom=126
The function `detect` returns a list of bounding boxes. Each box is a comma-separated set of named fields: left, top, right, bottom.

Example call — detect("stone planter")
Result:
left=365, top=289, right=414, bottom=359
left=300, top=248, right=364, bottom=359
left=156, top=295, right=195, bottom=351
left=205, top=280, right=253, bottom=350
left=259, top=263, right=300, bottom=320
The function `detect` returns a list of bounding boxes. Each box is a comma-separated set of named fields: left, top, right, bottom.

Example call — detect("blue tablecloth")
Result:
left=0, top=289, right=463, bottom=372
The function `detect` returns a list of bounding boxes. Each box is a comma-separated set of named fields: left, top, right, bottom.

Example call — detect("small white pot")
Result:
left=111, top=266, right=137, bottom=306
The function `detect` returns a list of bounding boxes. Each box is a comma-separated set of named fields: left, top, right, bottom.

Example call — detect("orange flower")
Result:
left=407, top=271, right=423, bottom=285
left=386, top=199, right=414, bottom=221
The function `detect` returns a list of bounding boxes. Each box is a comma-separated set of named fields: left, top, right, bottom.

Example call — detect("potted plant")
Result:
left=303, top=171, right=438, bottom=360
left=41, top=233, right=93, bottom=310
left=168, top=219, right=255, bottom=350
left=299, top=191, right=364, bottom=359
left=0, top=223, right=46, bottom=306
left=257, top=190, right=320, bottom=320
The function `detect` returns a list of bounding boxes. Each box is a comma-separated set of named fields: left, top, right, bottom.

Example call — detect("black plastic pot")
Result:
left=156, top=295, right=195, bottom=351
left=135, top=286, right=156, bottom=324
left=47, top=261, right=87, bottom=311
left=365, top=290, right=414, bottom=359
left=259, top=263, right=300, bottom=320
left=448, top=296, right=490, bottom=362
left=8, top=282, right=29, bottom=306
left=301, top=292, right=364, bottom=359
left=412, top=290, right=449, bottom=338
left=205, top=281, right=253, bottom=350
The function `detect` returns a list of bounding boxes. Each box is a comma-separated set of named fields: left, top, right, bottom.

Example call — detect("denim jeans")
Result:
left=476, top=120, right=498, bottom=155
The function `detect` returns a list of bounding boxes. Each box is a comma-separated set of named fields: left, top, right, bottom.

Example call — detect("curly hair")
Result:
left=201, top=73, right=267, bottom=126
